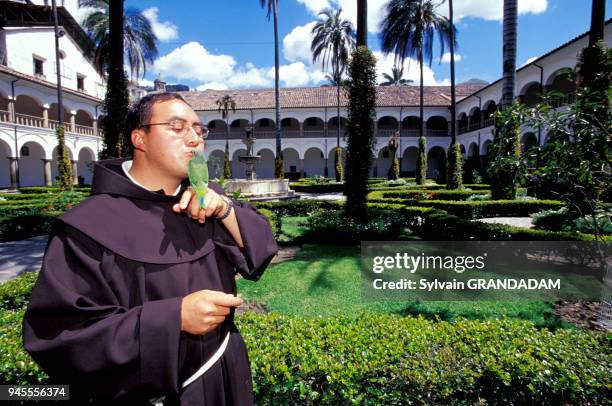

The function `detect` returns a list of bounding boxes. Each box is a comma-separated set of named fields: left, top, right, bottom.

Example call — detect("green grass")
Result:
left=276, top=216, right=309, bottom=244
left=238, top=244, right=574, bottom=329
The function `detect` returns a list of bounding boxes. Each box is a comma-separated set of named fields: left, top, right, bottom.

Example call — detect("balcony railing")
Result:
left=16, top=113, right=44, bottom=128
left=206, top=128, right=453, bottom=140
left=0, top=112, right=100, bottom=137
left=550, top=93, right=576, bottom=108
left=483, top=117, right=494, bottom=128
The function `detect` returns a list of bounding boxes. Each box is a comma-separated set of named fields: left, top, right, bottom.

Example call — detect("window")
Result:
left=209, top=121, right=216, bottom=129
left=260, top=119, right=271, bottom=127
left=306, top=117, right=318, bottom=126
left=77, top=75, right=85, bottom=91
left=20, top=146, right=30, bottom=157
left=33, top=57, right=44, bottom=76
left=290, top=165, right=296, bottom=172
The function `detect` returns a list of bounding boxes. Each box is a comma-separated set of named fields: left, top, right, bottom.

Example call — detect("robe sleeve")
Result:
left=22, top=223, right=182, bottom=400
left=213, top=199, right=279, bottom=282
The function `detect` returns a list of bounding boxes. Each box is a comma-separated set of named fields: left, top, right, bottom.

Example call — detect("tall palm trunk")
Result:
left=272, top=0, right=283, bottom=178
left=102, top=0, right=129, bottom=158
left=501, top=0, right=517, bottom=108
left=448, top=0, right=457, bottom=146
left=446, top=0, right=462, bottom=189
left=589, top=0, right=605, bottom=46
left=357, top=0, right=367, bottom=46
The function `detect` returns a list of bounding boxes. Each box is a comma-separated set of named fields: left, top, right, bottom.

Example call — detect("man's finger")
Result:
left=208, top=293, right=243, bottom=308
left=180, top=188, right=193, bottom=210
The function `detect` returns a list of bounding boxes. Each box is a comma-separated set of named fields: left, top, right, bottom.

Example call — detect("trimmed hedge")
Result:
left=1, top=307, right=610, bottom=404
left=290, top=183, right=344, bottom=193
left=0, top=212, right=60, bottom=242
left=409, top=208, right=610, bottom=241
left=381, top=189, right=491, bottom=201
left=254, top=199, right=343, bottom=217
left=240, top=313, right=611, bottom=405
left=0, top=272, right=38, bottom=311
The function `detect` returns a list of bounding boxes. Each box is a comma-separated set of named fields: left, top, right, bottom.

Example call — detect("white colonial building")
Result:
left=0, top=1, right=105, bottom=188
left=0, top=1, right=609, bottom=187
left=188, top=19, right=610, bottom=181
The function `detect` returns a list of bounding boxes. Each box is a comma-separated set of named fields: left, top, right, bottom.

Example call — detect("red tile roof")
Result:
left=179, top=84, right=486, bottom=111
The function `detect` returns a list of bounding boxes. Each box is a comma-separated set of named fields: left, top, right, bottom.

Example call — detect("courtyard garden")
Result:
left=1, top=175, right=610, bottom=404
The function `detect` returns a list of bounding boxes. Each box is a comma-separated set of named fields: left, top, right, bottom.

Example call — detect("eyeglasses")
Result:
left=139, top=119, right=209, bottom=140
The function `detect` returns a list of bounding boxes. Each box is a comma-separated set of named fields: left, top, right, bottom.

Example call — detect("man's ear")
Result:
left=131, top=128, right=147, bottom=152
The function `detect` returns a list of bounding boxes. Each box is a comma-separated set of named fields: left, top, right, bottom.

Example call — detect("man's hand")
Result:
left=181, top=290, right=243, bottom=335
left=173, top=187, right=228, bottom=223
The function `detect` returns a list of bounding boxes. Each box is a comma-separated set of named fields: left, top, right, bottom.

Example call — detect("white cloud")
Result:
left=522, top=56, right=538, bottom=66
left=441, top=52, right=462, bottom=63
left=283, top=22, right=317, bottom=64
left=142, top=7, right=179, bottom=42
left=373, top=51, right=449, bottom=86
left=295, top=0, right=332, bottom=15
left=296, top=0, right=547, bottom=34
left=197, top=82, right=229, bottom=91
left=435, top=0, right=547, bottom=22
left=153, top=42, right=237, bottom=82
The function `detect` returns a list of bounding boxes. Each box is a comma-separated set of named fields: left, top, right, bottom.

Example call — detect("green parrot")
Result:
left=188, top=149, right=209, bottom=210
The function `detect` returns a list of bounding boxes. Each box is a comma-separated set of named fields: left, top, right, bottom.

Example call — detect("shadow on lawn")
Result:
left=393, top=301, right=574, bottom=331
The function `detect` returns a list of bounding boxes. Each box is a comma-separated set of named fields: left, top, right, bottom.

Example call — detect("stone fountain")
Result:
left=225, top=128, right=295, bottom=201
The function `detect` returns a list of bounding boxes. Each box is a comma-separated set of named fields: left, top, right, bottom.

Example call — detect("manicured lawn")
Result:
left=237, top=244, right=574, bottom=329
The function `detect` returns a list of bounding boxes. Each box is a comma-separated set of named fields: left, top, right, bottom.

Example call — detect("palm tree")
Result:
left=311, top=8, right=356, bottom=181
left=380, top=66, right=413, bottom=86
left=501, top=0, right=518, bottom=109
left=357, top=0, right=367, bottom=46
left=259, top=0, right=283, bottom=178
left=81, top=0, right=158, bottom=79
left=216, top=95, right=236, bottom=179
left=446, top=0, right=462, bottom=189
left=380, top=0, right=454, bottom=184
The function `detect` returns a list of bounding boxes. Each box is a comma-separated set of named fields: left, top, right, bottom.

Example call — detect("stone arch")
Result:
left=0, top=139, right=12, bottom=187
left=207, top=119, right=227, bottom=141
left=377, top=115, right=398, bottom=129
left=15, top=95, right=44, bottom=126
left=206, top=149, right=225, bottom=179
left=377, top=146, right=397, bottom=178
left=546, top=68, right=576, bottom=106
left=519, top=82, right=541, bottom=107
left=468, top=107, right=481, bottom=130
left=426, top=116, right=447, bottom=136
left=254, top=118, right=275, bottom=130
left=402, top=116, right=421, bottom=129
left=77, top=147, right=96, bottom=185
left=281, top=117, right=299, bottom=129
left=0, top=89, right=9, bottom=115
left=545, top=67, right=574, bottom=88
left=401, top=146, right=418, bottom=175
left=18, top=141, right=46, bottom=186
left=458, top=112, right=468, bottom=132
left=304, top=147, right=325, bottom=177
left=482, top=100, right=497, bottom=126
left=254, top=148, right=275, bottom=179
left=48, top=103, right=71, bottom=123
left=231, top=148, right=248, bottom=178
left=303, top=117, right=324, bottom=130
left=481, top=139, right=492, bottom=156
left=282, top=147, right=300, bottom=177
left=427, top=146, right=447, bottom=182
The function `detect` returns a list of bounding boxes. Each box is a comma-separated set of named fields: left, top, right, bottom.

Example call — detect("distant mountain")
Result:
left=460, top=78, right=489, bottom=85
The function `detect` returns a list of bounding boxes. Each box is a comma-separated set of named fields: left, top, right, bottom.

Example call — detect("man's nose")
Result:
left=184, top=128, right=202, bottom=145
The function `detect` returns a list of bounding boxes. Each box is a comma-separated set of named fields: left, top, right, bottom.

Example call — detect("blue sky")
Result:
left=68, top=0, right=612, bottom=90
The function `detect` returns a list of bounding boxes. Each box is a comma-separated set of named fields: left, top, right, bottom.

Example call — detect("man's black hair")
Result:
left=125, top=92, right=188, bottom=144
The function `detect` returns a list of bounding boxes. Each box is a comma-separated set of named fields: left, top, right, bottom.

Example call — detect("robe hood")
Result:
left=58, top=158, right=216, bottom=264
left=90, top=157, right=190, bottom=201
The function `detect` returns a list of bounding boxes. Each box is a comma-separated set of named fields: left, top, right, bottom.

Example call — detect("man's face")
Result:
left=140, top=99, right=204, bottom=179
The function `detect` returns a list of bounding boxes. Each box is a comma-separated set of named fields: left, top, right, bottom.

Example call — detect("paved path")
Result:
left=0, top=235, right=47, bottom=283
left=475, top=217, right=534, bottom=228
left=295, top=192, right=346, bottom=201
